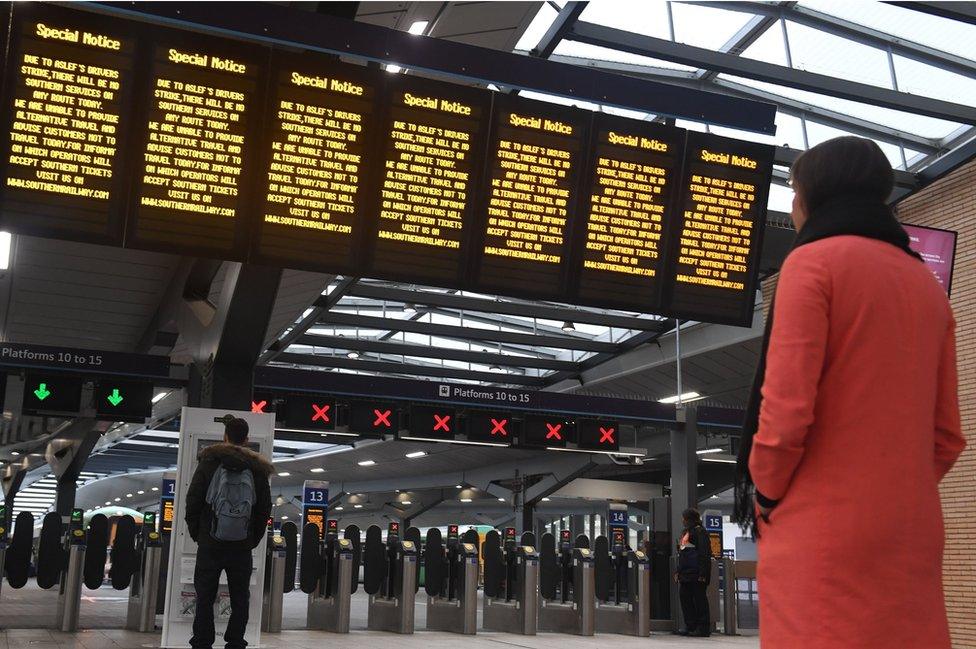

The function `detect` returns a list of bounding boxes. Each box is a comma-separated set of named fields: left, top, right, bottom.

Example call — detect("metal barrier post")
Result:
left=57, top=535, right=86, bottom=632
left=722, top=557, right=738, bottom=635
left=261, top=535, right=287, bottom=633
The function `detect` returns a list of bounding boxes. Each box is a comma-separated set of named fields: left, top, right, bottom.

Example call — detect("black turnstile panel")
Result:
left=424, top=527, right=445, bottom=597
left=84, top=514, right=109, bottom=589
left=363, top=525, right=385, bottom=595
left=110, top=515, right=137, bottom=590
left=482, top=530, right=503, bottom=599
left=299, top=523, right=321, bottom=594
left=539, top=532, right=558, bottom=600
left=36, top=512, right=64, bottom=589
left=520, top=531, right=536, bottom=547
left=575, top=534, right=590, bottom=550
left=4, top=512, right=34, bottom=588
left=594, top=535, right=611, bottom=602
left=461, top=528, right=479, bottom=552
left=345, top=524, right=361, bottom=594
left=405, top=526, right=421, bottom=593
left=282, top=521, right=298, bottom=594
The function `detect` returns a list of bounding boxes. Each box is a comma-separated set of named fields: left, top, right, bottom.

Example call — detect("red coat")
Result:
left=750, top=236, right=965, bottom=649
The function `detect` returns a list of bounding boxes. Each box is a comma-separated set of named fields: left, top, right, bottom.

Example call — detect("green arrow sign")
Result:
left=34, top=383, right=51, bottom=401
left=106, top=388, right=124, bottom=407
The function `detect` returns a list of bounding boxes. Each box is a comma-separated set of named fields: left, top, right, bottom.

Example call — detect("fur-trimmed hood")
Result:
left=198, top=443, right=274, bottom=476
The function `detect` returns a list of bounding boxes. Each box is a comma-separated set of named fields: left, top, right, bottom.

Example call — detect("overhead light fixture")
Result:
left=277, top=472, right=290, bottom=477
left=402, top=500, right=412, bottom=506
left=126, top=493, right=133, bottom=498
left=701, top=457, right=737, bottom=464
left=114, top=497, right=121, bottom=502
left=151, top=487, right=159, bottom=492
left=407, top=20, right=429, bottom=35
left=10, top=451, right=20, bottom=456
left=498, top=498, right=505, bottom=502
left=697, top=483, right=705, bottom=487
left=151, top=391, right=168, bottom=404
left=385, top=64, right=402, bottom=74
left=0, top=231, right=11, bottom=270
left=354, top=504, right=363, bottom=509
left=105, top=501, right=111, bottom=506
left=541, top=497, right=551, bottom=502
left=347, top=350, right=361, bottom=360
left=281, top=515, right=289, bottom=520
left=696, top=448, right=723, bottom=455
left=460, top=498, right=472, bottom=503
left=487, top=83, right=500, bottom=92
left=561, top=320, right=575, bottom=332
left=658, top=391, right=701, bottom=404
left=310, top=467, right=325, bottom=473
left=405, top=451, right=426, bottom=459
left=455, top=484, right=463, bottom=489
left=358, top=460, right=376, bottom=467
left=335, top=506, right=344, bottom=511
left=137, top=490, right=145, bottom=495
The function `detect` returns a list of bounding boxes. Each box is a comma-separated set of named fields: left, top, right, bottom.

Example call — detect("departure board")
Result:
left=475, top=97, right=587, bottom=299
left=252, top=53, right=378, bottom=271
left=367, top=76, right=490, bottom=287
left=126, top=32, right=266, bottom=258
left=0, top=5, right=134, bottom=244
left=573, top=115, right=685, bottom=310
left=663, top=132, right=774, bottom=326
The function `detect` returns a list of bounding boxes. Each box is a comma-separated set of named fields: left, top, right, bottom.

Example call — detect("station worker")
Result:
left=185, top=416, right=274, bottom=649
left=734, top=136, right=965, bottom=649
left=674, top=508, right=713, bottom=638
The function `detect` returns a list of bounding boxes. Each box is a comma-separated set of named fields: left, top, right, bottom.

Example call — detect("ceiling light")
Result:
left=405, top=451, right=426, bottom=459
left=151, top=391, right=168, bottom=404
left=696, top=448, right=723, bottom=455
left=277, top=472, right=291, bottom=477
left=561, top=321, right=575, bottom=332
left=114, top=497, right=121, bottom=502
left=335, top=506, right=344, bottom=511
left=541, top=497, right=551, bottom=502
left=354, top=504, right=363, bottom=509
left=700, top=457, right=737, bottom=464
left=137, top=490, right=145, bottom=495
left=658, top=391, right=701, bottom=404
left=105, top=501, right=111, bottom=506
left=385, top=64, right=402, bottom=74
left=126, top=494, right=133, bottom=498
left=401, top=500, right=412, bottom=506
left=10, top=451, right=20, bottom=456
left=281, top=515, right=289, bottom=520
left=487, top=83, right=500, bottom=92
left=358, top=460, right=376, bottom=467
left=498, top=498, right=505, bottom=502
left=460, top=498, right=472, bottom=503
left=697, top=483, right=705, bottom=487
left=407, top=20, right=429, bottom=35
left=347, top=350, right=361, bottom=359
left=310, top=467, right=325, bottom=473
left=151, top=487, right=159, bottom=492
left=0, top=231, right=10, bottom=270
left=455, top=484, right=463, bottom=489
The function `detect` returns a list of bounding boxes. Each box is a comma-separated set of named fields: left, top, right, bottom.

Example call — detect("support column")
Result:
left=1, top=467, right=26, bottom=521
left=570, top=514, right=585, bottom=540
left=520, top=501, right=534, bottom=537
left=48, top=424, right=100, bottom=517
left=671, top=405, right=699, bottom=546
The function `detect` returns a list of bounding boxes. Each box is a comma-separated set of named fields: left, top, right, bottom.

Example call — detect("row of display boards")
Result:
left=0, top=3, right=775, bottom=326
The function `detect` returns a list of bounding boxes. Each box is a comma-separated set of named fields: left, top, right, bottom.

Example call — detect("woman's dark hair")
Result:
left=790, top=136, right=894, bottom=213
left=682, top=508, right=702, bottom=526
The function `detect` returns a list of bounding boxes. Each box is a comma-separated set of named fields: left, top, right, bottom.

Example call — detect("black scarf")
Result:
left=733, top=195, right=922, bottom=537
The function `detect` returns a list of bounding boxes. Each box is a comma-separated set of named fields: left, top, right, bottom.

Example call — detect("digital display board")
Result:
left=0, top=5, right=135, bottom=244
left=465, top=410, right=516, bottom=446
left=252, top=52, right=378, bottom=271
left=904, top=223, right=957, bottom=295
left=282, top=394, right=335, bottom=431
left=367, top=75, right=489, bottom=286
left=521, top=415, right=575, bottom=448
left=94, top=378, right=154, bottom=422
left=475, top=96, right=587, bottom=299
left=21, top=372, right=83, bottom=415
left=348, top=401, right=398, bottom=438
left=126, top=30, right=266, bottom=258
left=577, top=418, right=619, bottom=451
left=574, top=115, right=684, bottom=310
left=664, top=132, right=774, bottom=326
left=404, top=404, right=457, bottom=442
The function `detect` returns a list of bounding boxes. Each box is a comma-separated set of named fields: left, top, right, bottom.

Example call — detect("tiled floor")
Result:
left=0, top=583, right=758, bottom=647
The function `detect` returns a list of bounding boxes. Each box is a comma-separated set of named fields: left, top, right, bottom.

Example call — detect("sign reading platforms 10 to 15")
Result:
left=0, top=3, right=776, bottom=328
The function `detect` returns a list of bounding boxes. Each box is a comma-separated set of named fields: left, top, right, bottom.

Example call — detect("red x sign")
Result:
left=251, top=400, right=267, bottom=413
left=545, top=422, right=563, bottom=440
left=599, top=427, right=615, bottom=444
left=373, top=409, right=392, bottom=427
left=311, top=403, right=331, bottom=422
left=490, top=418, right=508, bottom=436
left=433, top=414, right=451, bottom=432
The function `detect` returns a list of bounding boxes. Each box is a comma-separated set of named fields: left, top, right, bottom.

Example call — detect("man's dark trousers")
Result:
left=679, top=580, right=710, bottom=634
left=190, top=546, right=253, bottom=649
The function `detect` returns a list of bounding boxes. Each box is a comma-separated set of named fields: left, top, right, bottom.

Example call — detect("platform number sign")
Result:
left=704, top=514, right=722, bottom=531
left=160, top=478, right=176, bottom=535
left=609, top=510, right=628, bottom=527
left=303, top=481, right=329, bottom=541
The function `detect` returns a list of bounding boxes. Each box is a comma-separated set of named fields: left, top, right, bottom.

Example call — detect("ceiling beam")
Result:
left=272, top=352, right=545, bottom=386
left=694, top=1, right=976, bottom=79
left=340, top=284, right=667, bottom=330
left=291, top=334, right=580, bottom=371
left=885, top=2, right=976, bottom=26
left=532, top=1, right=588, bottom=59
left=775, top=146, right=918, bottom=189
left=261, top=276, right=355, bottom=364
left=313, top=312, right=617, bottom=352
left=698, top=8, right=785, bottom=83
left=566, top=20, right=976, bottom=124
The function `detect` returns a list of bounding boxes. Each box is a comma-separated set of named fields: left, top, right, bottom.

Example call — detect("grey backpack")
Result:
left=206, top=464, right=255, bottom=542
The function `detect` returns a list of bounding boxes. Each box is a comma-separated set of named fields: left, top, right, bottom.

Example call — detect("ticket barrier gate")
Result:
left=482, top=528, right=539, bottom=635
left=57, top=509, right=87, bottom=632
left=593, top=531, right=650, bottom=636
left=306, top=520, right=358, bottom=633
left=261, top=532, right=288, bottom=633
left=0, top=505, right=8, bottom=601
left=537, top=530, right=595, bottom=636
left=424, top=524, right=478, bottom=634
left=125, top=512, right=164, bottom=632
left=365, top=522, right=418, bottom=634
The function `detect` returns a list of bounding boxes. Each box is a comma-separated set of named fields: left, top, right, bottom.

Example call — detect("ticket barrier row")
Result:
left=0, top=507, right=163, bottom=632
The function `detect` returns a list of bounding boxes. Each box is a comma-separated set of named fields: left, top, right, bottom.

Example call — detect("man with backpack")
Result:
left=185, top=416, right=273, bottom=649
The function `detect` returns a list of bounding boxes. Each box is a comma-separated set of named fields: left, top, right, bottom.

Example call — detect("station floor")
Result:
left=0, top=583, right=759, bottom=648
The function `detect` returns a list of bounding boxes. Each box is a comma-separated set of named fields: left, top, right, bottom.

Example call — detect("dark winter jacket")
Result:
left=676, top=524, right=713, bottom=583
left=185, top=443, right=273, bottom=550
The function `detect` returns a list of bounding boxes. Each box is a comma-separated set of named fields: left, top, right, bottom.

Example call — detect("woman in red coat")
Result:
left=734, top=136, right=965, bottom=649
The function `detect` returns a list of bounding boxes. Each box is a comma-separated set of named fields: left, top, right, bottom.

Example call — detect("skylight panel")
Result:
left=671, top=3, right=758, bottom=51
left=785, top=20, right=893, bottom=89
left=515, top=2, right=559, bottom=52
left=579, top=0, right=672, bottom=40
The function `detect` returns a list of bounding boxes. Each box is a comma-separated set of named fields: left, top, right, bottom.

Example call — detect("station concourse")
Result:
left=0, top=1, right=974, bottom=648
